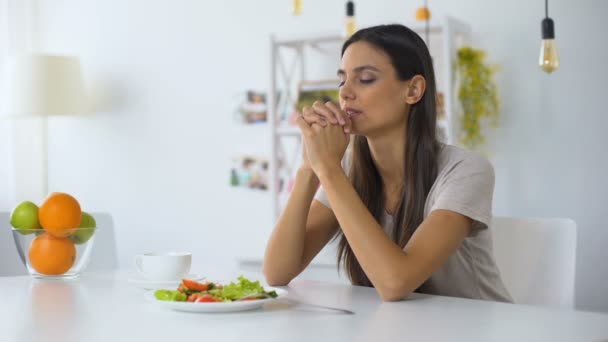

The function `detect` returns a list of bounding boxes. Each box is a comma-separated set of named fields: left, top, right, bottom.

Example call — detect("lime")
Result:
left=10, top=201, right=42, bottom=235
left=69, top=212, right=96, bottom=244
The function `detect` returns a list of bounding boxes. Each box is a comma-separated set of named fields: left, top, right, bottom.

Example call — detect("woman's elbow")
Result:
left=376, top=281, right=413, bottom=302
left=262, top=265, right=292, bottom=286
left=378, top=290, right=409, bottom=302
left=265, top=276, right=290, bottom=287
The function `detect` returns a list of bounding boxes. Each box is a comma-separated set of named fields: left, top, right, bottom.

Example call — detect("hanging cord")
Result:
left=425, top=0, right=430, bottom=50
left=545, top=0, right=548, bottom=18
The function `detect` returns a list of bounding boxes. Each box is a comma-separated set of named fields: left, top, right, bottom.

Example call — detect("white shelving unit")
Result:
left=269, top=17, right=472, bottom=222
left=269, top=33, right=343, bottom=226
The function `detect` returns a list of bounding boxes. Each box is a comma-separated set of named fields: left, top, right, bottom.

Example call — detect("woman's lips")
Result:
left=344, top=107, right=362, bottom=118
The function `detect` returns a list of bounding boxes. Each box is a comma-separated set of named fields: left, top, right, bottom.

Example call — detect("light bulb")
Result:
left=344, top=1, right=357, bottom=38
left=291, top=0, right=302, bottom=16
left=539, top=39, right=559, bottom=73
left=539, top=17, right=559, bottom=73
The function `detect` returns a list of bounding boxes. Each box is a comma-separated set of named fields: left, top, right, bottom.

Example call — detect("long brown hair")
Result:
left=336, top=24, right=441, bottom=286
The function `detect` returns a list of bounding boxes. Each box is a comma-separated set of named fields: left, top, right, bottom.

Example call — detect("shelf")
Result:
left=410, top=24, right=444, bottom=35
left=273, top=33, right=344, bottom=48
left=232, top=123, right=268, bottom=132
left=237, top=241, right=339, bottom=268
left=276, top=125, right=301, bottom=136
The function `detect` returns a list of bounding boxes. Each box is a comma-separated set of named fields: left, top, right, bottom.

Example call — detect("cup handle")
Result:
left=135, top=255, right=143, bottom=273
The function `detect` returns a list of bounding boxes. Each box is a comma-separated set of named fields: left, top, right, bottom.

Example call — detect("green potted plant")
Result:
left=456, top=46, right=500, bottom=149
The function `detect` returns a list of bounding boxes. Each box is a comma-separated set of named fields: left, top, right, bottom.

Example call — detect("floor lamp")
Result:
left=1, top=53, right=87, bottom=203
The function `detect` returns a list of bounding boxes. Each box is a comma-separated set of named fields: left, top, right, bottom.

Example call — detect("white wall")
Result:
left=0, top=0, right=12, bottom=210
left=1, top=0, right=606, bottom=312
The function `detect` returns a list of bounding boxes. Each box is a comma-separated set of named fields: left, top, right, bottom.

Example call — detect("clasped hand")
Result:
left=296, top=101, right=351, bottom=178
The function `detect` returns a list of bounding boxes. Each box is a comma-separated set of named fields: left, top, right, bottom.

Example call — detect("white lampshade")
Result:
left=1, top=53, right=87, bottom=118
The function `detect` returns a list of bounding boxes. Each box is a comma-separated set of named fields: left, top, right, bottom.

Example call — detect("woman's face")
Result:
left=338, top=41, right=410, bottom=137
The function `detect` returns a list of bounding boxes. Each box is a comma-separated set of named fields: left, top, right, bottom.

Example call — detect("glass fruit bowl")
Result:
left=11, top=226, right=96, bottom=279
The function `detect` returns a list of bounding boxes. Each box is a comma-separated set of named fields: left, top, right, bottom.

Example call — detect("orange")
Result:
left=415, top=7, right=431, bottom=21
left=39, top=192, right=82, bottom=238
left=29, top=233, right=76, bottom=275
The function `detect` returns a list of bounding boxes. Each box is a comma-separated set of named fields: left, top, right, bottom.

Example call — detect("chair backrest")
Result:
left=0, top=212, right=118, bottom=276
left=0, top=212, right=28, bottom=276
left=86, top=212, right=119, bottom=271
left=490, top=216, right=577, bottom=308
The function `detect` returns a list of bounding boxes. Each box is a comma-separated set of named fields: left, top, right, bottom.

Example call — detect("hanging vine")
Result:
left=456, top=46, right=500, bottom=149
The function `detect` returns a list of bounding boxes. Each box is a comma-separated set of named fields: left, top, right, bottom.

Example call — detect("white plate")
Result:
left=128, top=273, right=206, bottom=290
left=145, top=287, right=287, bottom=313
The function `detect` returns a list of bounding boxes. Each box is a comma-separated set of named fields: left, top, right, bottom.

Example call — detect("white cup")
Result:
left=134, top=252, right=192, bottom=281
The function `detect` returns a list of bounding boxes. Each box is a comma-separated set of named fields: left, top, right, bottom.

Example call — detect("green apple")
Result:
left=10, top=201, right=42, bottom=235
left=69, top=211, right=96, bottom=244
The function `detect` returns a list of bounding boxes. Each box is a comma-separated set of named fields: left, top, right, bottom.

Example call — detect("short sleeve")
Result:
left=429, top=155, right=495, bottom=234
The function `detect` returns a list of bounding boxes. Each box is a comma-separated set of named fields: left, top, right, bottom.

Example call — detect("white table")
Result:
left=1, top=270, right=607, bottom=342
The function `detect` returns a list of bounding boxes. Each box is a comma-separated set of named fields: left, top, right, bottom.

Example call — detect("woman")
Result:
left=263, top=24, right=512, bottom=302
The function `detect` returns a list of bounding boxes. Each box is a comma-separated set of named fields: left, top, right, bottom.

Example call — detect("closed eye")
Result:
left=339, top=78, right=375, bottom=87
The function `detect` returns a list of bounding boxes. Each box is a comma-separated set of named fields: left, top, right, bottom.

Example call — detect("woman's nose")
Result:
left=340, top=82, right=356, bottom=101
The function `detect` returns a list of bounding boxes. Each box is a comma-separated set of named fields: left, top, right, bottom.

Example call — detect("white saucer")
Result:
left=128, top=273, right=206, bottom=290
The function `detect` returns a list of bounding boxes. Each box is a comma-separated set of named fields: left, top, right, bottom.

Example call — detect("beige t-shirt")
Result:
left=314, top=144, right=513, bottom=302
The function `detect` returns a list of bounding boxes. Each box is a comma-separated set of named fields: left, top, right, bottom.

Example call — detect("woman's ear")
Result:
left=405, top=75, right=426, bottom=105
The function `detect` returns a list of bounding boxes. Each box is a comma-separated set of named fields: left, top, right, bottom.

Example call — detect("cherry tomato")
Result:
left=187, top=293, right=201, bottom=302
left=195, top=295, right=218, bottom=303
left=182, top=279, right=209, bottom=292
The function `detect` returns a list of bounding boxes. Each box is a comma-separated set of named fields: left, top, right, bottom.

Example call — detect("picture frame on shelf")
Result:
left=236, top=90, right=268, bottom=124
left=230, top=155, right=269, bottom=191
left=288, top=80, right=340, bottom=125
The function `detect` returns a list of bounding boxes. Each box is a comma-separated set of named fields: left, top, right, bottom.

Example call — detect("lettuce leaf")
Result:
left=154, top=289, right=187, bottom=302
left=209, top=275, right=274, bottom=302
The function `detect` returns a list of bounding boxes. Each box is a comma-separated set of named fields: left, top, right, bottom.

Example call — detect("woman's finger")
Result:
left=325, top=101, right=351, bottom=133
left=312, top=101, right=339, bottom=125
left=302, top=106, right=328, bottom=127
left=295, top=114, right=314, bottom=136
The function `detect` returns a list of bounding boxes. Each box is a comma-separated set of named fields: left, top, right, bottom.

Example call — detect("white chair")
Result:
left=0, top=212, right=28, bottom=276
left=86, top=212, right=119, bottom=271
left=0, top=212, right=118, bottom=276
left=490, top=216, right=577, bottom=308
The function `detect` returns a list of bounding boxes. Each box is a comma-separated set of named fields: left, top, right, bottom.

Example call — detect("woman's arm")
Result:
left=295, top=103, right=476, bottom=301
left=262, top=168, right=339, bottom=286
left=318, top=167, right=472, bottom=301
left=294, top=104, right=473, bottom=301
left=263, top=103, right=352, bottom=286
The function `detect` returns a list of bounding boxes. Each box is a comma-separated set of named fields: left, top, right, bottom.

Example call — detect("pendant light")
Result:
left=344, top=1, right=357, bottom=38
left=415, top=0, right=431, bottom=49
left=539, top=0, right=559, bottom=73
left=291, top=0, right=302, bottom=15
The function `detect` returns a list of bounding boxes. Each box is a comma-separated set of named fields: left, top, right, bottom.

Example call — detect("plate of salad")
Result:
left=146, top=276, right=287, bottom=313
